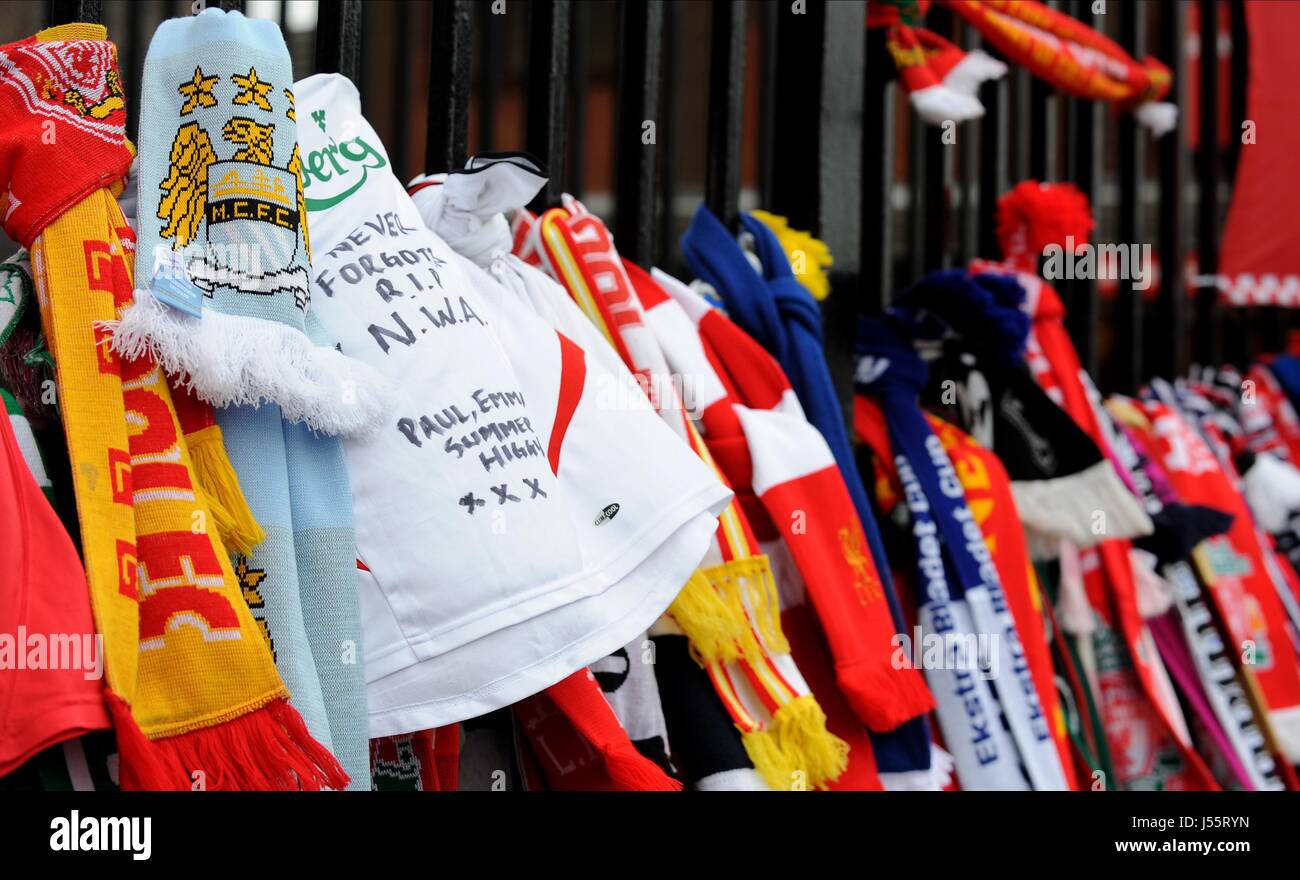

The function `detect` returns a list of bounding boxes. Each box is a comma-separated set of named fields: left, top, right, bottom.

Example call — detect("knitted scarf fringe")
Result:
left=668, top=555, right=790, bottom=664
left=878, top=743, right=956, bottom=792
left=104, top=289, right=392, bottom=438
left=185, top=423, right=265, bottom=555
left=107, top=691, right=349, bottom=791
left=1011, top=458, right=1153, bottom=558
left=742, top=695, right=850, bottom=791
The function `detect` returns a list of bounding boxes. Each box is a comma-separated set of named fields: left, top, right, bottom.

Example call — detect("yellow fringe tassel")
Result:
left=742, top=695, right=850, bottom=791
left=749, top=210, right=834, bottom=302
left=185, top=424, right=265, bottom=555
left=668, top=554, right=791, bottom=665
left=669, top=568, right=751, bottom=664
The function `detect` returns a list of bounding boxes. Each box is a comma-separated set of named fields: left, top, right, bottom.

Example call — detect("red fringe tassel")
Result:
left=107, top=691, right=349, bottom=791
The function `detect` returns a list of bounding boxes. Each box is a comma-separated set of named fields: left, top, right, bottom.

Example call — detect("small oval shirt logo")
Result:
left=594, top=503, right=620, bottom=526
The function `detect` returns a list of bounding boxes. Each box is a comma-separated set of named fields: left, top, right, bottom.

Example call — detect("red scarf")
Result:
left=868, top=1, right=1175, bottom=132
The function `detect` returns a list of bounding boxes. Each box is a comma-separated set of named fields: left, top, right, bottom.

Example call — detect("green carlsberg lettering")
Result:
left=303, top=135, right=388, bottom=211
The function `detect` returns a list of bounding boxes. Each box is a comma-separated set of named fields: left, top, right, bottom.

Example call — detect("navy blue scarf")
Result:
left=857, top=316, right=1068, bottom=790
left=681, top=204, right=931, bottom=777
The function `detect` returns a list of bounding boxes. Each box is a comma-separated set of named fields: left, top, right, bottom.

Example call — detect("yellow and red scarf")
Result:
left=6, top=24, right=343, bottom=790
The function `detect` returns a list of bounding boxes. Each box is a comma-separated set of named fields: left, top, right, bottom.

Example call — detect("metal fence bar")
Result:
left=1195, top=0, right=1221, bottom=366
left=656, top=0, right=679, bottom=268
left=47, top=0, right=103, bottom=23
left=1151, top=0, right=1189, bottom=380
left=1063, top=0, right=1101, bottom=379
left=977, top=73, right=1007, bottom=259
left=426, top=0, right=473, bottom=175
left=526, top=0, right=571, bottom=211
left=391, top=1, right=412, bottom=179
left=477, top=0, right=500, bottom=152
left=861, top=26, right=894, bottom=314
left=704, top=0, right=747, bottom=230
left=768, top=0, right=826, bottom=234
left=613, top=0, right=664, bottom=267
left=315, top=0, right=363, bottom=84
left=1109, top=2, right=1145, bottom=393
left=566, top=0, right=590, bottom=199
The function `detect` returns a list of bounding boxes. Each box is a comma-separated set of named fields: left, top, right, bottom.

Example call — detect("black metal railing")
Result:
left=42, top=0, right=1274, bottom=394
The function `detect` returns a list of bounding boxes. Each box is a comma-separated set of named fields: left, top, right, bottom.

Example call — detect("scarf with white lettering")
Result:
left=857, top=316, right=1069, bottom=789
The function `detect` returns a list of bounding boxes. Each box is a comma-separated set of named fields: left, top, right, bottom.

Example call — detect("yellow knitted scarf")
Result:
left=33, top=186, right=345, bottom=790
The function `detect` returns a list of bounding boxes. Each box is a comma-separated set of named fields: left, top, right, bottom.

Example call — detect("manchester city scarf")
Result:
left=111, top=8, right=388, bottom=436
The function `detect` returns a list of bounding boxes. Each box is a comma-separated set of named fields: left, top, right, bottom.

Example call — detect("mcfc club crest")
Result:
left=156, top=96, right=312, bottom=310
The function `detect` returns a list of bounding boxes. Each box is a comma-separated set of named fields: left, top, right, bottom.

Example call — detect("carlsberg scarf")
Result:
left=112, top=8, right=387, bottom=435
left=856, top=316, right=1068, bottom=790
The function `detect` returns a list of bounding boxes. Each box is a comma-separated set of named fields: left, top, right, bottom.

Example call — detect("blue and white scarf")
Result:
left=857, top=316, right=1068, bottom=790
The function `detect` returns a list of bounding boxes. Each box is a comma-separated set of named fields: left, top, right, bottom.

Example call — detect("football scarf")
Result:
left=1126, top=397, right=1300, bottom=764
left=111, top=8, right=388, bottom=436
left=515, top=196, right=851, bottom=790
left=747, top=210, right=834, bottom=302
left=298, top=76, right=727, bottom=740
left=1107, top=398, right=1289, bottom=790
left=856, top=316, right=1067, bottom=790
left=34, top=192, right=345, bottom=790
left=640, top=267, right=940, bottom=789
left=989, top=184, right=1219, bottom=788
left=892, top=268, right=1151, bottom=557
left=640, top=268, right=932, bottom=731
left=512, top=669, right=680, bottom=791
left=681, top=203, right=937, bottom=780
left=866, top=0, right=1008, bottom=125
left=6, top=23, right=345, bottom=790
left=869, top=0, right=1176, bottom=133
left=0, top=380, right=110, bottom=778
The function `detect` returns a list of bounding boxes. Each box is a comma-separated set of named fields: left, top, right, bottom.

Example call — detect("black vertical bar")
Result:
left=214, top=0, right=245, bottom=10
left=526, top=0, right=571, bottom=212
left=392, top=1, right=411, bottom=180
left=705, top=0, right=747, bottom=230
left=315, top=0, right=363, bottom=84
left=977, top=73, right=1006, bottom=259
left=1064, top=0, right=1101, bottom=378
left=1152, top=0, right=1189, bottom=380
left=566, top=0, right=590, bottom=199
left=426, top=0, right=473, bottom=174
left=477, top=0, right=500, bottom=152
left=1106, top=0, right=1144, bottom=394
left=757, top=0, right=780, bottom=211
left=47, top=0, right=102, bottom=22
left=1029, top=75, right=1050, bottom=179
left=613, top=0, right=664, bottom=267
left=769, top=0, right=826, bottom=233
left=958, top=22, right=979, bottom=265
left=656, top=0, right=680, bottom=269
left=124, top=2, right=142, bottom=142
left=923, top=5, right=950, bottom=272
left=1195, top=0, right=1221, bottom=367
left=861, top=26, right=894, bottom=314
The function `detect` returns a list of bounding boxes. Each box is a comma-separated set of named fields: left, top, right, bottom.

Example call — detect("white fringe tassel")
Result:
left=1012, top=458, right=1154, bottom=559
left=106, top=289, right=393, bottom=438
